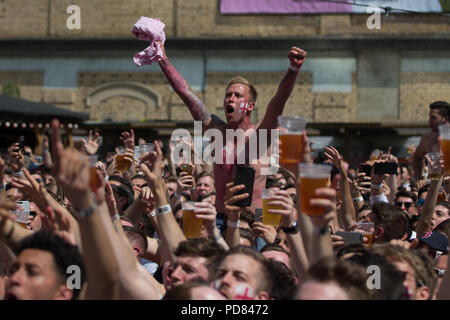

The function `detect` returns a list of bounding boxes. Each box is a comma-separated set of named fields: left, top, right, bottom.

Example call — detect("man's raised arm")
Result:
left=158, top=43, right=212, bottom=128
left=259, top=47, right=307, bottom=130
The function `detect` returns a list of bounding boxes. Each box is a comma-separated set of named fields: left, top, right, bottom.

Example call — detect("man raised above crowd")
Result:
left=157, top=42, right=307, bottom=214
left=413, top=101, right=450, bottom=180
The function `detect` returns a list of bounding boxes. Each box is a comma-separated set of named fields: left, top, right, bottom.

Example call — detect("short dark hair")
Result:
left=16, top=231, right=86, bottom=300
left=340, top=246, right=407, bottom=300
left=123, top=226, right=148, bottom=258
left=303, top=256, right=373, bottom=300
left=175, top=238, right=225, bottom=280
left=239, top=209, right=255, bottom=228
left=372, top=202, right=409, bottom=242
left=162, top=280, right=211, bottom=300
left=430, top=101, right=450, bottom=120
left=266, top=260, right=297, bottom=300
left=434, top=218, right=450, bottom=237
left=260, top=243, right=291, bottom=258
left=239, top=228, right=255, bottom=247
left=108, top=176, right=134, bottom=210
left=220, top=246, right=272, bottom=294
left=395, top=190, right=417, bottom=203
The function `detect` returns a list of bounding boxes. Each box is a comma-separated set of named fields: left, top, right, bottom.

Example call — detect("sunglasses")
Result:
left=434, top=268, right=446, bottom=278
left=429, top=250, right=444, bottom=260
left=395, top=201, right=415, bottom=209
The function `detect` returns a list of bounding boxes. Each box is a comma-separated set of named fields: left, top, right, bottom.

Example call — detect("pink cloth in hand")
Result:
left=131, top=17, right=166, bottom=66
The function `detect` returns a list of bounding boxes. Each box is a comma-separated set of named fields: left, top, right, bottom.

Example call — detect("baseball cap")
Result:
left=419, top=231, right=449, bottom=253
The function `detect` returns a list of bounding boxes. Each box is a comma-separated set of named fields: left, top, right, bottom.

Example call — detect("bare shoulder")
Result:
left=206, top=114, right=226, bottom=132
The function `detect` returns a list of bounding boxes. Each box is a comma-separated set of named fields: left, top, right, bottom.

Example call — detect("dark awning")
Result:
left=0, top=94, right=89, bottom=121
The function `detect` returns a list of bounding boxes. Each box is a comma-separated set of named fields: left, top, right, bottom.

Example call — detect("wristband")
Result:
left=156, top=204, right=171, bottom=216
left=112, top=213, right=120, bottom=221
left=12, top=170, right=23, bottom=178
left=211, top=232, right=223, bottom=241
left=289, top=65, right=300, bottom=72
left=371, top=182, right=383, bottom=190
left=147, top=209, right=156, bottom=218
left=352, top=196, right=364, bottom=202
left=227, top=219, right=240, bottom=229
left=0, top=182, right=5, bottom=191
left=75, top=193, right=98, bottom=219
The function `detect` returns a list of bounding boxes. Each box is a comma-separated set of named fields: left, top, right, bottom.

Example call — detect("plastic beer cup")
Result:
left=182, top=201, right=203, bottom=239
left=298, top=163, right=332, bottom=216
left=439, top=124, right=450, bottom=174
left=262, top=189, right=282, bottom=227
left=277, top=116, right=307, bottom=166
left=116, top=146, right=130, bottom=173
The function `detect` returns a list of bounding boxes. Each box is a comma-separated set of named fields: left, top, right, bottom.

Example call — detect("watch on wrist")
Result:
left=282, top=221, right=299, bottom=234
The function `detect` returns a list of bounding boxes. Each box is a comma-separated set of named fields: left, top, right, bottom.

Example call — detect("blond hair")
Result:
left=227, top=77, right=257, bottom=103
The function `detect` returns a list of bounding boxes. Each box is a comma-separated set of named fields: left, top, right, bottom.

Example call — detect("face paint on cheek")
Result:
left=233, top=285, right=255, bottom=300
left=238, top=102, right=249, bottom=115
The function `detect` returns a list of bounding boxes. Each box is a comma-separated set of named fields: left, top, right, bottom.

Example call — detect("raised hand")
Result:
left=324, top=146, right=344, bottom=169
left=10, top=168, right=46, bottom=210
left=288, top=47, right=307, bottom=68
left=81, top=130, right=101, bottom=156
left=192, top=202, right=218, bottom=235
left=139, top=141, right=164, bottom=192
left=139, top=186, right=155, bottom=216
left=223, top=182, right=248, bottom=223
left=309, top=188, right=337, bottom=230
left=177, top=171, right=194, bottom=194
left=50, top=119, right=96, bottom=209
left=264, top=189, right=296, bottom=228
left=104, top=182, right=118, bottom=217
left=252, top=223, right=277, bottom=244
left=120, top=129, right=135, bottom=150
left=40, top=205, right=77, bottom=246
left=7, top=143, right=24, bottom=172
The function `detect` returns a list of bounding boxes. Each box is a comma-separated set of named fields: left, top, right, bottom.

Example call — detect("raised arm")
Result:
left=51, top=119, right=162, bottom=300
left=268, top=189, right=309, bottom=281
left=413, top=134, right=427, bottom=180
left=139, top=141, right=187, bottom=264
left=158, top=43, right=212, bottom=128
left=324, top=146, right=356, bottom=230
left=258, top=47, right=307, bottom=130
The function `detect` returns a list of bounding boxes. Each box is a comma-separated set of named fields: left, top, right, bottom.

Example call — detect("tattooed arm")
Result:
left=258, top=47, right=307, bottom=130
left=158, top=42, right=215, bottom=129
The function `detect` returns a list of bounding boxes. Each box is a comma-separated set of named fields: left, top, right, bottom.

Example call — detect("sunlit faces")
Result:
left=168, top=256, right=210, bottom=289
left=215, top=254, right=268, bottom=300
left=296, top=280, right=349, bottom=300
left=166, top=181, right=177, bottom=199
left=5, top=249, right=71, bottom=300
left=391, top=260, right=429, bottom=300
left=395, top=196, right=417, bottom=218
left=431, top=205, right=450, bottom=230
left=190, top=286, right=226, bottom=300
left=131, top=176, right=147, bottom=199
left=429, top=109, right=448, bottom=132
left=261, top=250, right=291, bottom=271
left=196, top=176, right=214, bottom=198
left=223, top=84, right=253, bottom=124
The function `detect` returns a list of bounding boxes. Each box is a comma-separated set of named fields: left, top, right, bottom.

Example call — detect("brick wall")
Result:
left=1, top=0, right=449, bottom=39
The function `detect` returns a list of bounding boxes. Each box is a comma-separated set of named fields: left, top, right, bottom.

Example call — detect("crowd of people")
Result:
left=0, top=41, right=449, bottom=300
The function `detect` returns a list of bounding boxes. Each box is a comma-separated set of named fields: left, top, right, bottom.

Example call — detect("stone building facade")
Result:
left=1, top=0, right=449, bottom=160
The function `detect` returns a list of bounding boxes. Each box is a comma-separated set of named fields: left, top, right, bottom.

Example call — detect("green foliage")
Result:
left=2, top=81, right=21, bottom=98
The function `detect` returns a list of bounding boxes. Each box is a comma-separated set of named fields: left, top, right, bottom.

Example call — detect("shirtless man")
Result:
left=413, top=101, right=450, bottom=180
left=157, top=44, right=307, bottom=214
